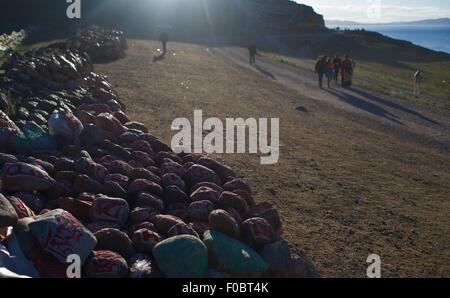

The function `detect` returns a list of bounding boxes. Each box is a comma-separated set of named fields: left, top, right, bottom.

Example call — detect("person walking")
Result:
left=325, top=58, right=335, bottom=88
left=341, top=54, right=354, bottom=88
left=333, top=54, right=342, bottom=84
left=414, top=70, right=423, bottom=98
left=248, top=44, right=257, bottom=65
left=315, top=55, right=327, bottom=88
left=159, top=32, right=169, bottom=54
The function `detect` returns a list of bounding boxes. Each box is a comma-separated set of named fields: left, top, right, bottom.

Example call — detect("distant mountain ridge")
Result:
left=326, top=18, right=450, bottom=27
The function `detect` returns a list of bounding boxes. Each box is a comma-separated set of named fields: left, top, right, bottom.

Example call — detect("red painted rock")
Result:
left=5, top=195, right=35, bottom=219
left=13, top=192, right=46, bottom=214
left=90, top=196, right=129, bottom=226
left=104, top=173, right=130, bottom=189
left=227, top=207, right=244, bottom=225
left=29, top=209, right=97, bottom=264
left=208, top=209, right=240, bottom=238
left=167, top=222, right=200, bottom=238
left=128, top=179, right=163, bottom=197
left=132, top=228, right=163, bottom=254
left=153, top=214, right=184, bottom=235
left=74, top=157, right=108, bottom=182
left=218, top=191, right=249, bottom=214
left=255, top=208, right=282, bottom=233
left=190, top=186, right=220, bottom=203
left=187, top=200, right=216, bottom=222
left=240, top=217, right=275, bottom=249
left=188, top=222, right=209, bottom=238
left=1, top=162, right=55, bottom=192
left=185, top=164, right=221, bottom=188
left=131, top=151, right=155, bottom=167
left=155, top=151, right=182, bottom=165
left=106, top=160, right=133, bottom=176
left=163, top=185, right=189, bottom=204
left=161, top=173, right=186, bottom=191
left=160, top=159, right=185, bottom=177
left=94, top=228, right=134, bottom=259
left=223, top=178, right=252, bottom=194
left=190, top=182, right=224, bottom=195
left=103, top=180, right=128, bottom=199
left=83, top=250, right=128, bottom=278
left=196, top=156, right=236, bottom=181
left=129, top=221, right=157, bottom=234
left=130, top=207, right=159, bottom=224
left=232, top=189, right=255, bottom=207
left=136, top=192, right=164, bottom=212
left=129, top=168, right=160, bottom=184
left=73, top=174, right=104, bottom=194
left=96, top=113, right=127, bottom=137
left=86, top=221, right=121, bottom=233
left=58, top=197, right=92, bottom=221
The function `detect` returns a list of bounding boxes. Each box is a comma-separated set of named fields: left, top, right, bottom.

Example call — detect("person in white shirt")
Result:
left=414, top=70, right=423, bottom=98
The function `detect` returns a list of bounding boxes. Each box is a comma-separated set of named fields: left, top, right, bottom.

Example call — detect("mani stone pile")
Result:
left=0, top=28, right=318, bottom=278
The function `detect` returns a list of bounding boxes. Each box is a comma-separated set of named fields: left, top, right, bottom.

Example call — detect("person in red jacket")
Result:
left=324, top=57, right=335, bottom=88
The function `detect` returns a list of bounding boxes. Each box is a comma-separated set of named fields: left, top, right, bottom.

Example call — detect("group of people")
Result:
left=315, top=54, right=355, bottom=89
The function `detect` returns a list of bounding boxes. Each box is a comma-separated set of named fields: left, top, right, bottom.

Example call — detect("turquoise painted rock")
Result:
left=153, top=235, right=208, bottom=278
left=203, top=230, right=268, bottom=276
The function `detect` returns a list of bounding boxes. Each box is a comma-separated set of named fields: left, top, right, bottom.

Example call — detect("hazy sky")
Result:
left=296, top=0, right=450, bottom=23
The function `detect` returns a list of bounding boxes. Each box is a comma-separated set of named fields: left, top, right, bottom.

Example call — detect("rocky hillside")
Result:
left=0, top=0, right=325, bottom=42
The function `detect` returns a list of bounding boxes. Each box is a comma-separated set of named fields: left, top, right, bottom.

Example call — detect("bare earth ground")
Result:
left=96, top=40, right=450, bottom=277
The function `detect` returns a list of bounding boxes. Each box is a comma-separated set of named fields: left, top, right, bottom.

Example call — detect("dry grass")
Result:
left=96, top=40, right=450, bottom=277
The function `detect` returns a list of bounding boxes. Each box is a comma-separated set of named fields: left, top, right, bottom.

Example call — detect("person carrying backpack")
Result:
left=414, top=70, right=423, bottom=98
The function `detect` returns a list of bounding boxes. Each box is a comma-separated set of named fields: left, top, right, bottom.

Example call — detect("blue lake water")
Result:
left=329, top=24, right=450, bottom=54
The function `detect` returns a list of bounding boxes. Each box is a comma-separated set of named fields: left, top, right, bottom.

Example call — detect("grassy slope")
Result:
left=261, top=53, right=450, bottom=110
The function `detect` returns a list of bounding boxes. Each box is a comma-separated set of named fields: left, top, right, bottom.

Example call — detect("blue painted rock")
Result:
left=136, top=192, right=164, bottom=212
left=29, top=209, right=97, bottom=265
left=203, top=230, right=268, bottom=276
left=167, top=222, right=200, bottom=238
left=218, top=191, right=249, bottom=213
left=161, top=173, right=186, bottom=192
left=240, top=217, right=275, bottom=249
left=132, top=228, right=163, bottom=253
left=1, top=162, right=55, bottom=192
left=185, top=164, right=221, bottom=188
left=128, top=179, right=163, bottom=197
left=153, top=214, right=184, bottom=235
left=208, top=209, right=239, bottom=238
left=187, top=200, right=216, bottom=222
left=0, top=194, right=18, bottom=227
left=196, top=156, right=236, bottom=181
left=89, top=196, right=129, bottom=226
left=190, top=186, right=219, bottom=204
left=5, top=196, right=35, bottom=219
left=128, top=253, right=162, bottom=278
left=153, top=235, right=208, bottom=278
left=83, top=250, right=128, bottom=278
left=94, top=228, right=134, bottom=259
left=163, top=185, right=189, bottom=204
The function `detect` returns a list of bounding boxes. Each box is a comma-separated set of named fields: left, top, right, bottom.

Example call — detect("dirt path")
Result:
left=96, top=40, right=450, bottom=277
